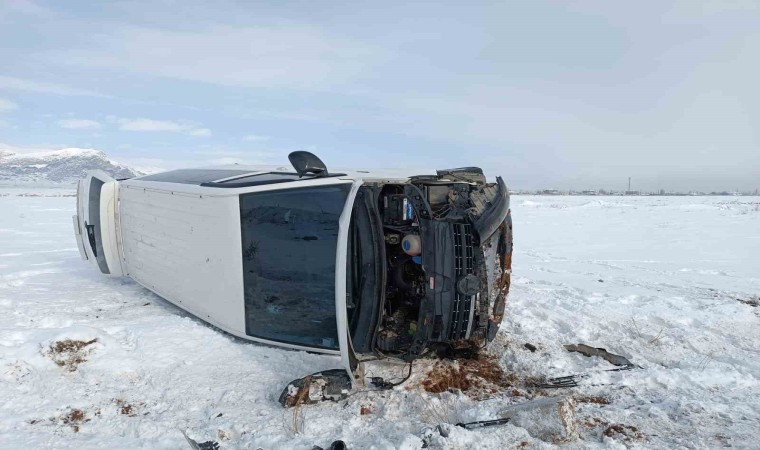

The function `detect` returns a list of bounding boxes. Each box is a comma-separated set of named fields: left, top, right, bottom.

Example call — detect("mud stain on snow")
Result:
left=45, top=338, right=98, bottom=372
left=420, top=353, right=518, bottom=399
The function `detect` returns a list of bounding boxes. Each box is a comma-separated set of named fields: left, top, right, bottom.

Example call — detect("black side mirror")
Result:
left=288, top=151, right=329, bottom=178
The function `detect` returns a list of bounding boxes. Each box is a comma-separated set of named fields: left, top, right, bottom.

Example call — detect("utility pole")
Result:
left=628, top=177, right=631, bottom=192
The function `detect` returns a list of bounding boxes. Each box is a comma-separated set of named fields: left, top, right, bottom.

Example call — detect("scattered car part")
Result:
left=423, top=398, right=576, bottom=445
left=456, top=417, right=511, bottom=430
left=563, top=343, right=635, bottom=367
left=182, top=430, right=220, bottom=450
left=535, top=343, right=640, bottom=389
left=279, top=369, right=353, bottom=408
left=311, top=440, right=347, bottom=450
left=536, top=365, right=636, bottom=389
left=421, top=417, right=513, bottom=446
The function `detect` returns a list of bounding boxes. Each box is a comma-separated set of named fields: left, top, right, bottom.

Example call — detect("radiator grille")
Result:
left=450, top=223, right=475, bottom=340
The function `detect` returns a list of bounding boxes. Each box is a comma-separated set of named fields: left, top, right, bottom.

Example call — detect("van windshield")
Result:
left=239, top=184, right=351, bottom=349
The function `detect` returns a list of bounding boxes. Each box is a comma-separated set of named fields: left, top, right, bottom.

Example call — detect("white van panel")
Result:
left=119, top=186, right=246, bottom=335
left=72, top=214, right=88, bottom=260
left=99, top=181, right=124, bottom=276
left=334, top=180, right=363, bottom=386
left=76, top=171, right=117, bottom=274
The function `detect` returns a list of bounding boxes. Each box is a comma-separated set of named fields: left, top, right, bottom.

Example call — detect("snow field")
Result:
left=1, top=191, right=758, bottom=449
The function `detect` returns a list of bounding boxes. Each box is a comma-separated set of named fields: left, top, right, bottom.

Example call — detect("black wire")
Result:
left=369, top=347, right=440, bottom=389
left=370, top=359, right=414, bottom=389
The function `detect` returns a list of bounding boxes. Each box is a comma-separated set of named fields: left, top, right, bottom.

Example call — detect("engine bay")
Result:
left=373, top=179, right=497, bottom=355
left=375, top=184, right=426, bottom=354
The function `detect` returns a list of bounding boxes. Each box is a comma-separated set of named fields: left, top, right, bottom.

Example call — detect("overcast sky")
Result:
left=1, top=0, right=758, bottom=191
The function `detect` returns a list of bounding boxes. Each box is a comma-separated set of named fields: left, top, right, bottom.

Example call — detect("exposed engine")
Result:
left=375, top=185, right=426, bottom=353
left=374, top=176, right=507, bottom=355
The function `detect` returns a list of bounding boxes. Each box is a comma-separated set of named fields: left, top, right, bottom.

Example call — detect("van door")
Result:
left=73, top=170, right=124, bottom=276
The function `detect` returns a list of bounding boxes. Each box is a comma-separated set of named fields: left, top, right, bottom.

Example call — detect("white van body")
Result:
left=74, top=167, right=414, bottom=377
left=74, top=159, right=513, bottom=387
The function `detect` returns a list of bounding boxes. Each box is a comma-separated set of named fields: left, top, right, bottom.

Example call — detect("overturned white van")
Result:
left=73, top=152, right=513, bottom=386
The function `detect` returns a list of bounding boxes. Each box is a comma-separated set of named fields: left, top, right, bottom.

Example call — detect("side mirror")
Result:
left=278, top=369, right=352, bottom=407
left=288, top=151, right=329, bottom=178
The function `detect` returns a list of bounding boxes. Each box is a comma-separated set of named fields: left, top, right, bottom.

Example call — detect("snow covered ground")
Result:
left=1, top=190, right=758, bottom=449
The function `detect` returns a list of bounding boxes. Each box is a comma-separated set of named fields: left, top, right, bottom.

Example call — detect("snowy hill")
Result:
left=0, top=148, right=141, bottom=186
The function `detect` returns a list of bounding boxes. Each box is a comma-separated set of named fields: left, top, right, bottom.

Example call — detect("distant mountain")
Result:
left=0, top=148, right=142, bottom=186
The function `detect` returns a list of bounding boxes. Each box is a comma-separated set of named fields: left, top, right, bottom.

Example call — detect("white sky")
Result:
left=1, top=0, right=758, bottom=191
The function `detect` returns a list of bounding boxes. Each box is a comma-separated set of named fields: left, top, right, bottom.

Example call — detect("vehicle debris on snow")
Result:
left=536, top=343, right=639, bottom=389
left=563, top=343, right=636, bottom=367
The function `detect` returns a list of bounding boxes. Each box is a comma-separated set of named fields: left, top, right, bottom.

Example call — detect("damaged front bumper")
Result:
left=406, top=175, right=513, bottom=357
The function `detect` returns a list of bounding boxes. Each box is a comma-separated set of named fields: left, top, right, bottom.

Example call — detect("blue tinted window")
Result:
left=240, top=184, right=351, bottom=349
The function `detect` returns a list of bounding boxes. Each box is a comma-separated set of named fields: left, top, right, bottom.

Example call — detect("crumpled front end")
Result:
left=408, top=174, right=512, bottom=355
left=373, top=168, right=513, bottom=359
left=479, top=213, right=513, bottom=343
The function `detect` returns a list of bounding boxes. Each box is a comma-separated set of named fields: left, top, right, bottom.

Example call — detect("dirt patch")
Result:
left=421, top=354, right=517, bottom=399
left=581, top=417, right=607, bottom=428
left=217, top=429, right=232, bottom=441
left=46, top=339, right=98, bottom=372
left=60, top=408, right=89, bottom=432
left=737, top=296, right=759, bottom=307
left=3, top=360, right=31, bottom=381
left=360, top=405, right=373, bottom=415
left=508, top=388, right=528, bottom=398
left=575, top=395, right=611, bottom=405
left=603, top=423, right=644, bottom=442
left=114, top=398, right=144, bottom=417
left=121, top=404, right=135, bottom=416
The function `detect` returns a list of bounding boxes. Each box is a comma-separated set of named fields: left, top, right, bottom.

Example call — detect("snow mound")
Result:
left=677, top=204, right=716, bottom=211
left=578, top=200, right=614, bottom=208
